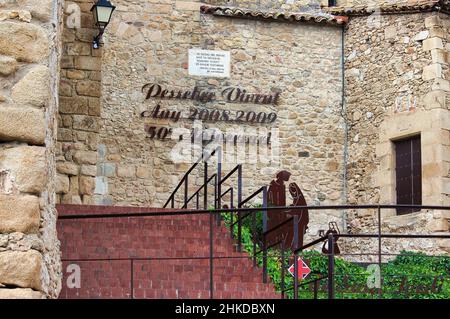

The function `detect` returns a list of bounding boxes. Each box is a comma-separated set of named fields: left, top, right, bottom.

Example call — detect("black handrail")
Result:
left=163, top=146, right=221, bottom=208
left=219, top=164, right=241, bottom=186
left=239, top=186, right=265, bottom=207
left=182, top=173, right=216, bottom=209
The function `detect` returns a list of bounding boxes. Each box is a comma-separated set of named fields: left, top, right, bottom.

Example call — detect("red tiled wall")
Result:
left=57, top=204, right=279, bottom=299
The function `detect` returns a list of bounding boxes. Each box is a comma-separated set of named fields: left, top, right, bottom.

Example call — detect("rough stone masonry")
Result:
left=0, top=0, right=63, bottom=298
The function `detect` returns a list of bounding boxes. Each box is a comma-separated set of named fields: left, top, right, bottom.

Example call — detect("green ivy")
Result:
left=220, top=212, right=450, bottom=299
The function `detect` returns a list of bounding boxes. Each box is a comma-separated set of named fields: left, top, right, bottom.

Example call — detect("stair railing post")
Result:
left=230, top=188, right=234, bottom=238
left=262, top=186, right=268, bottom=283
left=216, top=147, right=222, bottom=225
left=237, top=165, right=242, bottom=252
left=378, top=205, right=382, bottom=299
left=281, top=244, right=285, bottom=299
left=204, top=162, right=208, bottom=210
left=130, top=259, right=134, bottom=299
left=184, top=175, right=188, bottom=208
left=196, top=193, right=199, bottom=210
left=209, top=204, right=214, bottom=299
left=314, top=280, right=319, bottom=299
left=293, top=215, right=299, bottom=251
left=294, top=251, right=298, bottom=299
left=327, top=233, right=335, bottom=300
left=252, top=206, right=257, bottom=267
left=214, top=175, right=217, bottom=210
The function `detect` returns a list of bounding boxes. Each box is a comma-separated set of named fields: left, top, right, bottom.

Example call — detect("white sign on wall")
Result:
left=188, top=49, right=230, bottom=78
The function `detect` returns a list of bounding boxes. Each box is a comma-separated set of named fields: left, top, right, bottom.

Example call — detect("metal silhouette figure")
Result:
left=320, top=222, right=341, bottom=255
left=266, top=170, right=309, bottom=251
left=285, top=182, right=309, bottom=250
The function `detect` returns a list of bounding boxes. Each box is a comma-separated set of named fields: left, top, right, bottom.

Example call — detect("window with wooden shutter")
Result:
left=394, top=136, right=422, bottom=215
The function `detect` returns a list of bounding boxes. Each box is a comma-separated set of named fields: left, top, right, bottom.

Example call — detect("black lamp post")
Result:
left=91, top=0, right=116, bottom=49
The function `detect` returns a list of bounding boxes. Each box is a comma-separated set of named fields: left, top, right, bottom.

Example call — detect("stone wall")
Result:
left=97, top=0, right=345, bottom=238
left=53, top=0, right=450, bottom=262
left=343, top=12, right=450, bottom=258
left=54, top=1, right=346, bottom=243
left=56, top=0, right=102, bottom=205
left=0, top=0, right=62, bottom=298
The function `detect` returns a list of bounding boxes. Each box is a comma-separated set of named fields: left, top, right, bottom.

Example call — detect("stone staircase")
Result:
left=57, top=204, right=279, bottom=299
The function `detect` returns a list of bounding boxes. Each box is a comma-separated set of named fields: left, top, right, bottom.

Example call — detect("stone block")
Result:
left=74, top=56, right=101, bottom=71
left=136, top=166, right=151, bottom=179
left=61, top=194, right=82, bottom=204
left=422, top=64, right=442, bottom=81
left=422, top=91, right=446, bottom=109
left=0, top=250, right=42, bottom=290
left=57, top=128, right=73, bottom=142
left=429, top=26, right=446, bottom=38
left=79, top=176, right=95, bottom=195
left=88, top=98, right=101, bottom=116
left=0, top=107, right=45, bottom=145
left=422, top=37, right=443, bottom=51
left=72, top=115, right=99, bottom=132
left=59, top=96, right=89, bottom=114
left=0, top=22, right=49, bottom=62
left=0, top=55, right=18, bottom=76
left=0, top=145, right=47, bottom=194
left=80, top=165, right=96, bottom=177
left=0, top=194, right=40, bottom=233
left=56, top=162, right=79, bottom=176
left=424, top=15, right=442, bottom=28
left=66, top=69, right=86, bottom=80
left=56, top=173, right=70, bottom=194
left=73, top=150, right=97, bottom=165
left=76, top=80, right=101, bottom=97
left=65, top=42, right=91, bottom=56
left=117, top=165, right=136, bottom=178
left=11, top=65, right=50, bottom=107
left=0, top=288, right=44, bottom=299
left=430, top=49, right=448, bottom=64
left=60, top=56, right=74, bottom=69
left=17, top=0, right=52, bottom=22
left=412, top=30, right=429, bottom=42
left=59, top=80, right=72, bottom=97
left=432, top=79, right=450, bottom=92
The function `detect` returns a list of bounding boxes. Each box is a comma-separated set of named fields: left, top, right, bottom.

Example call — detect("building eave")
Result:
left=323, top=0, right=449, bottom=16
left=200, top=5, right=348, bottom=26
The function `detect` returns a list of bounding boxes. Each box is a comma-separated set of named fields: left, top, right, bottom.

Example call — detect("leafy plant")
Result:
left=220, top=211, right=450, bottom=299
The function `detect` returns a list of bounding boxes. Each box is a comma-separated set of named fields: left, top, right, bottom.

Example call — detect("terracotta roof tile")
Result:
left=200, top=5, right=348, bottom=26
left=324, top=0, right=449, bottom=15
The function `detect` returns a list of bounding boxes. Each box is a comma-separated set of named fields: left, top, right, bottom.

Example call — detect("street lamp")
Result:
left=91, top=0, right=116, bottom=49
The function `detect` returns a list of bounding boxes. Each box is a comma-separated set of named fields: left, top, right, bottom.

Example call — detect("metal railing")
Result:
left=59, top=204, right=450, bottom=299
left=59, top=143, right=450, bottom=299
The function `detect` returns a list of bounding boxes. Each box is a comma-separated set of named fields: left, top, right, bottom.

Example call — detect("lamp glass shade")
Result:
left=92, top=1, right=115, bottom=27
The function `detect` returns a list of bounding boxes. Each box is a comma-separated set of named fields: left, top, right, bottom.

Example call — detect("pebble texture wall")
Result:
left=343, top=12, right=450, bottom=258
left=0, top=0, right=62, bottom=298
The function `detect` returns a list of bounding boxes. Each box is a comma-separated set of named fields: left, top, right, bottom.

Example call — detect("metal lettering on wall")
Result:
left=140, top=83, right=282, bottom=144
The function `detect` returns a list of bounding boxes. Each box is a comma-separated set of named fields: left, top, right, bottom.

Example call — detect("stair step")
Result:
left=57, top=205, right=280, bottom=299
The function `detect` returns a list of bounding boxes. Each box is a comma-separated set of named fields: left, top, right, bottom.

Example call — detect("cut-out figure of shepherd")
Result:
left=267, top=170, right=309, bottom=251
